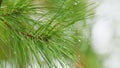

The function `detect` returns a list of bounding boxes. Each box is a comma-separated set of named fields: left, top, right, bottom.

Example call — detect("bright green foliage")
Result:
left=0, top=0, right=100, bottom=68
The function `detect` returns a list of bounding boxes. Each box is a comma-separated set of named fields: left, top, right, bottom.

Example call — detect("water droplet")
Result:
left=74, top=2, right=78, bottom=5
left=78, top=40, right=81, bottom=42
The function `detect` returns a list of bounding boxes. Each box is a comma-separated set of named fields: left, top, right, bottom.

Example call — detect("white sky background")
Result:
left=92, top=0, right=120, bottom=68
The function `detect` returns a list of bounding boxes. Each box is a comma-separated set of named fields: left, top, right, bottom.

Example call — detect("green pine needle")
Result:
left=0, top=0, right=100, bottom=68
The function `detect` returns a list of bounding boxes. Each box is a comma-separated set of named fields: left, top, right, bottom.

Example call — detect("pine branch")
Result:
left=0, top=0, right=101, bottom=68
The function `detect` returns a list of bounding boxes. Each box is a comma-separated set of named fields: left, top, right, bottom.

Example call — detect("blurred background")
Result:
left=92, top=0, right=120, bottom=68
